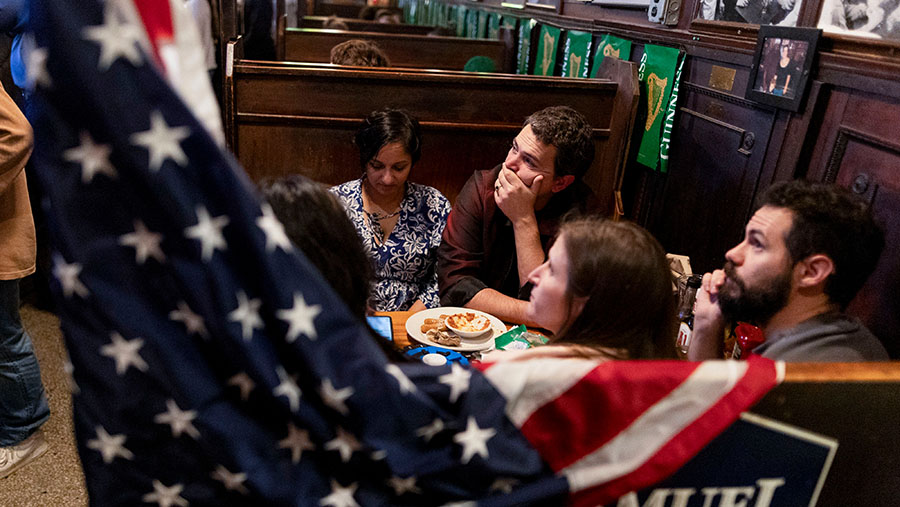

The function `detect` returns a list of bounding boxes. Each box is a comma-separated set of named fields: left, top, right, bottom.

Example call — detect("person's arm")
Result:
left=687, top=270, right=728, bottom=360
left=0, top=81, right=33, bottom=193
left=494, top=167, right=545, bottom=287
left=783, top=73, right=791, bottom=95
left=465, top=288, right=540, bottom=327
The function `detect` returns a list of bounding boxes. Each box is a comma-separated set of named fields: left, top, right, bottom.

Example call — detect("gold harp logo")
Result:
left=568, top=54, right=582, bottom=77
left=602, top=44, right=620, bottom=59
left=542, top=31, right=555, bottom=75
left=645, top=73, right=668, bottom=131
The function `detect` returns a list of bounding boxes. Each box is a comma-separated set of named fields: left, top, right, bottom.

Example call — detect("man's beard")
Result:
left=717, top=261, right=792, bottom=326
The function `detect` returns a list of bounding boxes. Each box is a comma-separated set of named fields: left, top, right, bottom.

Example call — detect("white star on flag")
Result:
left=453, top=416, right=495, bottom=464
left=86, top=426, right=134, bottom=464
left=153, top=399, right=200, bottom=439
left=130, top=110, right=190, bottom=172
left=184, top=205, right=229, bottom=262
left=100, top=332, right=149, bottom=376
left=257, top=204, right=293, bottom=253
left=52, top=255, right=89, bottom=299
left=169, top=301, right=208, bottom=338
left=276, top=292, right=321, bottom=342
left=64, top=130, right=117, bottom=183
left=388, top=476, right=422, bottom=496
left=415, top=418, right=445, bottom=443
left=119, top=220, right=165, bottom=265
left=320, top=480, right=359, bottom=507
left=228, top=291, right=263, bottom=341
left=63, top=357, right=79, bottom=395
left=439, top=363, right=472, bottom=403
left=278, top=423, right=315, bottom=464
left=26, top=46, right=52, bottom=90
left=319, top=378, right=353, bottom=416
left=142, top=480, right=189, bottom=507
left=81, top=2, right=144, bottom=71
left=273, top=367, right=302, bottom=412
left=227, top=372, right=255, bottom=401
left=324, top=427, right=362, bottom=463
left=385, top=364, right=416, bottom=394
left=211, top=465, right=249, bottom=494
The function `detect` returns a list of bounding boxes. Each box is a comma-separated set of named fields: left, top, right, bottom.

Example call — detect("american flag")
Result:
left=28, top=0, right=781, bottom=505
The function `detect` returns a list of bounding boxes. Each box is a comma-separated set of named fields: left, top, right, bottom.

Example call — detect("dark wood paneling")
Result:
left=280, top=28, right=514, bottom=72
left=300, top=16, right=437, bottom=35
left=806, top=90, right=900, bottom=358
left=646, top=81, right=776, bottom=274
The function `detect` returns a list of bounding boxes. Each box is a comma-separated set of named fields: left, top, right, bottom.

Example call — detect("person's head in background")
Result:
left=322, top=15, right=349, bottom=30
left=330, top=39, right=390, bottom=67
left=374, top=8, right=402, bottom=24
left=354, top=108, right=422, bottom=201
left=427, top=26, right=455, bottom=37
left=260, top=175, right=372, bottom=322
left=526, top=216, right=677, bottom=359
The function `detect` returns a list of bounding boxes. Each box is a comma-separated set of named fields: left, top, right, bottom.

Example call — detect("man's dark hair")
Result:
left=354, top=108, right=422, bottom=169
left=524, top=106, right=595, bottom=180
left=330, top=39, right=389, bottom=67
left=759, top=180, right=885, bottom=309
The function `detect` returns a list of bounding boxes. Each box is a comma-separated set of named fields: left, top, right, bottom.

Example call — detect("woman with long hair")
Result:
left=495, top=216, right=677, bottom=360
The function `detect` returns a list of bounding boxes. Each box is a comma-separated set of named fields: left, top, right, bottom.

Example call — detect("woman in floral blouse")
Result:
left=331, top=108, right=450, bottom=311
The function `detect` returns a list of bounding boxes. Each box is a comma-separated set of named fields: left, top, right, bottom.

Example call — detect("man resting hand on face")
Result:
left=436, top=106, right=598, bottom=328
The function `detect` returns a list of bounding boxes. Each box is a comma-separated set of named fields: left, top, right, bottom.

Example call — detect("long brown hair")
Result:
left=553, top=217, right=677, bottom=359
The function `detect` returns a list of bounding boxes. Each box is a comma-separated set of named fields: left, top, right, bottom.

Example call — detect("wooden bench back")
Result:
left=299, top=16, right=438, bottom=35
left=225, top=38, right=637, bottom=213
left=277, top=26, right=515, bottom=73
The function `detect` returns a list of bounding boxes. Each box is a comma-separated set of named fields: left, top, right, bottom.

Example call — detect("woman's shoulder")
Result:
left=407, top=183, right=450, bottom=206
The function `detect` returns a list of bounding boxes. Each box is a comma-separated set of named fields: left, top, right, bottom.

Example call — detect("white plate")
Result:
left=405, top=307, right=506, bottom=352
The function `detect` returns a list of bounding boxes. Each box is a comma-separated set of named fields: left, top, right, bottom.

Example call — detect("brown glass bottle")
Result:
left=675, top=275, right=703, bottom=358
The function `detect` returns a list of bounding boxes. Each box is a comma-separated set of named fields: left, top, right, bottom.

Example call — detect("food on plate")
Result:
left=445, top=312, right=491, bottom=334
left=420, top=318, right=442, bottom=333
left=425, top=327, right=461, bottom=347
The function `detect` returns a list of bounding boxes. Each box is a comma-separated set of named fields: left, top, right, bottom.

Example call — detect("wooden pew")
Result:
left=224, top=38, right=638, bottom=214
left=276, top=26, right=516, bottom=73
left=299, top=15, right=438, bottom=35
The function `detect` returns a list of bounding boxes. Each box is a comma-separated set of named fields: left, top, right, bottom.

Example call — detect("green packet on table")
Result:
left=494, top=325, right=548, bottom=351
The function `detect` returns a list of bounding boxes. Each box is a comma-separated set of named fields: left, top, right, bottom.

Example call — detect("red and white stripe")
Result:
left=478, top=356, right=781, bottom=506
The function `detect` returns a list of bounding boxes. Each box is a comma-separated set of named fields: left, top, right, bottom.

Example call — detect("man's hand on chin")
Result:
left=688, top=270, right=728, bottom=360
left=494, top=166, right=541, bottom=224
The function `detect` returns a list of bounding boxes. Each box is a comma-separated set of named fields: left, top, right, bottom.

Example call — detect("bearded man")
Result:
left=688, top=180, right=889, bottom=362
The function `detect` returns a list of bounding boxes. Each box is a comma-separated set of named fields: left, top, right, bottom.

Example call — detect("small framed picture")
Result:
left=745, top=26, right=821, bottom=112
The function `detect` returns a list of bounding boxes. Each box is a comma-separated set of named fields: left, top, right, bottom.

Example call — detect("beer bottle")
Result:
left=675, top=275, right=702, bottom=358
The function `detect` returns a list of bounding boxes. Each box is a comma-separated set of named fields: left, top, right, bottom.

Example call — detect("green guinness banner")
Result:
left=487, top=12, right=501, bottom=39
left=533, top=24, right=561, bottom=76
left=636, top=44, right=681, bottom=170
left=477, top=10, right=489, bottom=38
left=500, top=15, right=518, bottom=32
left=560, top=30, right=592, bottom=78
left=658, top=55, right=684, bottom=173
left=517, top=18, right=536, bottom=75
left=466, top=9, right=480, bottom=38
left=455, top=6, right=468, bottom=37
left=589, top=34, right=632, bottom=78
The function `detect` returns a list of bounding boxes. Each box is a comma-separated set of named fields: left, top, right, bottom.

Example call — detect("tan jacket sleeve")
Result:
left=0, top=81, right=33, bottom=193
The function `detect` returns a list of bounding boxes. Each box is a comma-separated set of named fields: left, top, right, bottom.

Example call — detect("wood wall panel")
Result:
left=647, top=83, right=776, bottom=274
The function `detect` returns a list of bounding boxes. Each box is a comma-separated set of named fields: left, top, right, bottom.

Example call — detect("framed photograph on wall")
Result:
left=745, top=26, right=821, bottom=112
left=695, top=0, right=802, bottom=26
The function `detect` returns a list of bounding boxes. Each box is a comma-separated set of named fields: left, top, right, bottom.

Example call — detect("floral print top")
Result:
left=331, top=179, right=450, bottom=311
